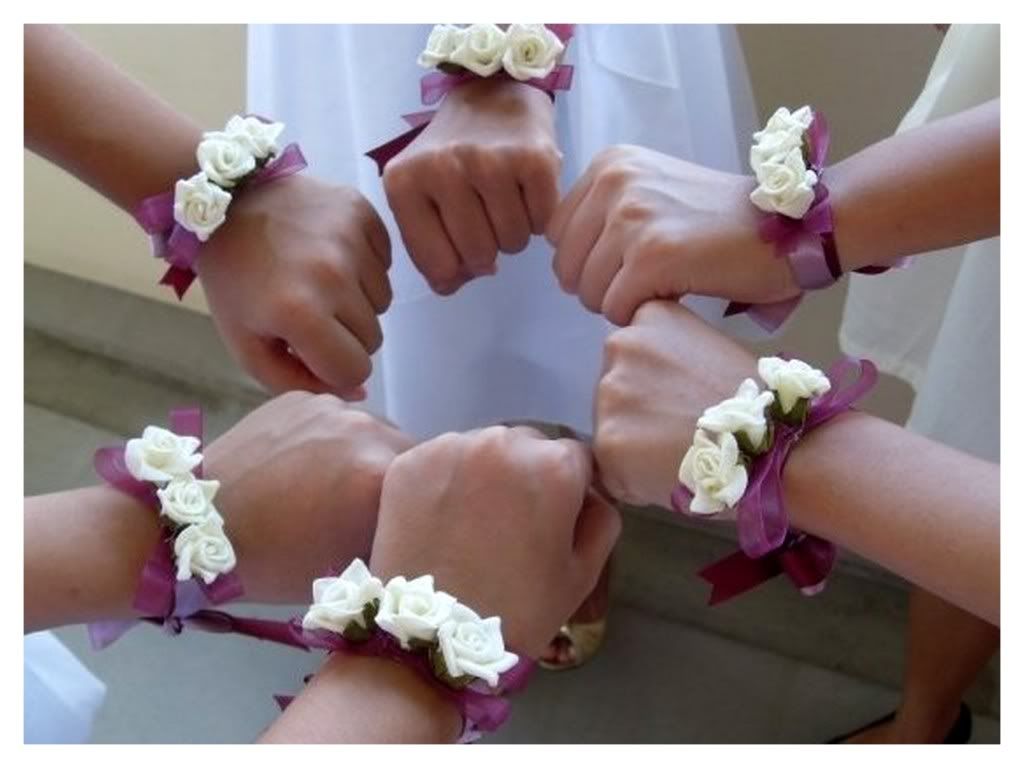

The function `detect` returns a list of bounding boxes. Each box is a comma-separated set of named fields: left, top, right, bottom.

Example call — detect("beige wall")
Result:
left=24, top=24, right=945, bottom=419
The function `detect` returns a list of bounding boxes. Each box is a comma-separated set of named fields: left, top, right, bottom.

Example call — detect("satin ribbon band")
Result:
left=134, top=140, right=308, bottom=299
left=288, top=622, right=533, bottom=741
left=673, top=356, right=878, bottom=604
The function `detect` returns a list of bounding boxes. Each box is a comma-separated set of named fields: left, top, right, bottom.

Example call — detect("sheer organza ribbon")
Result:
left=672, top=356, right=878, bottom=603
left=366, top=24, right=576, bottom=175
left=725, top=113, right=902, bottom=331
left=133, top=143, right=307, bottom=299
left=284, top=622, right=534, bottom=742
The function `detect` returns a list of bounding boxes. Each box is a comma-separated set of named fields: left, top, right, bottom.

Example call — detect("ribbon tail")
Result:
left=159, top=265, right=196, bottom=300
left=87, top=619, right=139, bottom=650
left=273, top=694, right=295, bottom=711
left=365, top=121, right=431, bottom=176
left=779, top=534, right=837, bottom=596
left=698, top=549, right=783, bottom=606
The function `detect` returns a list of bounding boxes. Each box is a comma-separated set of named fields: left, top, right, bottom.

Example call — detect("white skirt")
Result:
left=24, top=632, right=106, bottom=743
left=248, top=24, right=758, bottom=438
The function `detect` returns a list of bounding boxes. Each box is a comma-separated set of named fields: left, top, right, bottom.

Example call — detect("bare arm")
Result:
left=24, top=487, right=159, bottom=632
left=831, top=98, right=1000, bottom=271
left=24, top=24, right=201, bottom=211
left=785, top=411, right=999, bottom=625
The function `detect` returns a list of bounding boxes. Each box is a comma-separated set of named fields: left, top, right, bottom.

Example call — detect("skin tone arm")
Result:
left=593, top=301, right=998, bottom=625
left=25, top=392, right=413, bottom=633
left=24, top=25, right=392, bottom=399
left=262, top=427, right=621, bottom=743
left=548, top=99, right=1000, bottom=325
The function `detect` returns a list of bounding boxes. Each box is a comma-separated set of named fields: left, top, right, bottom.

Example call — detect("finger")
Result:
left=432, top=177, right=499, bottom=278
left=386, top=185, right=462, bottom=292
left=520, top=154, right=561, bottom=235
left=546, top=162, right=596, bottom=245
left=577, top=228, right=624, bottom=316
left=552, top=436, right=594, bottom=507
left=604, top=268, right=682, bottom=328
left=358, top=202, right=392, bottom=268
left=552, top=187, right=606, bottom=294
left=358, top=254, right=394, bottom=314
left=572, top=491, right=623, bottom=578
left=287, top=316, right=373, bottom=397
left=478, top=178, right=533, bottom=255
left=239, top=336, right=334, bottom=395
left=335, top=285, right=384, bottom=354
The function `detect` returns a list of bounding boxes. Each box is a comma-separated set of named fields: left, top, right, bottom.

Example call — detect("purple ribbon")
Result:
left=366, top=25, right=576, bottom=176
left=288, top=622, right=533, bottom=739
left=87, top=407, right=250, bottom=648
left=697, top=531, right=837, bottom=605
left=134, top=142, right=308, bottom=299
left=672, top=357, right=878, bottom=603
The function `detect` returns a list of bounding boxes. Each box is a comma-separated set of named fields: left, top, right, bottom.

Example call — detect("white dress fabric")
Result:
left=248, top=24, right=757, bottom=438
left=839, top=24, right=999, bottom=461
left=24, top=631, right=106, bottom=743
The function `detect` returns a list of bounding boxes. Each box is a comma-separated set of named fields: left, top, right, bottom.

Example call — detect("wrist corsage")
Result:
left=88, top=407, right=303, bottom=652
left=672, top=356, right=878, bottom=604
left=726, top=106, right=902, bottom=331
left=134, top=115, right=307, bottom=299
left=290, top=559, right=532, bottom=742
left=366, top=24, right=575, bottom=175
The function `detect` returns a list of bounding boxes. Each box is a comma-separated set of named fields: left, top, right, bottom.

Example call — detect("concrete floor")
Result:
left=23, top=267, right=999, bottom=743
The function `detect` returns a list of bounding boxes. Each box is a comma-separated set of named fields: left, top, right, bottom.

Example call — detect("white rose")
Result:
left=375, top=575, right=457, bottom=649
left=157, top=476, right=221, bottom=527
left=172, top=171, right=232, bottom=242
left=173, top=520, right=236, bottom=584
left=195, top=132, right=256, bottom=188
left=749, top=127, right=804, bottom=171
left=756, top=105, right=814, bottom=139
left=697, top=378, right=775, bottom=449
left=125, top=426, right=202, bottom=484
left=301, top=558, right=385, bottom=635
left=678, top=429, right=749, bottom=515
left=437, top=603, right=518, bottom=688
left=417, top=24, right=465, bottom=69
left=501, top=24, right=564, bottom=81
left=448, top=23, right=507, bottom=77
left=758, top=356, right=831, bottom=414
left=222, top=115, right=285, bottom=160
left=749, top=146, right=819, bottom=219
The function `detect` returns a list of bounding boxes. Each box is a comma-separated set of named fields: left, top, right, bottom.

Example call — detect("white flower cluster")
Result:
left=125, top=426, right=236, bottom=584
left=302, top=559, right=519, bottom=688
left=678, top=357, right=831, bottom=516
left=748, top=106, right=818, bottom=219
left=418, top=23, right=565, bottom=82
left=172, top=115, right=286, bottom=241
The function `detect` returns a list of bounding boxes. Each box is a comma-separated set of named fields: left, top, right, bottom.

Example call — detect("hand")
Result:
left=383, top=78, right=560, bottom=294
left=197, top=175, right=392, bottom=400
left=547, top=145, right=799, bottom=326
left=203, top=392, right=413, bottom=603
left=369, top=426, right=621, bottom=658
left=594, top=301, right=756, bottom=508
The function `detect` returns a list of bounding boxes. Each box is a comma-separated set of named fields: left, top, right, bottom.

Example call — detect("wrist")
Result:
left=264, top=653, right=462, bottom=743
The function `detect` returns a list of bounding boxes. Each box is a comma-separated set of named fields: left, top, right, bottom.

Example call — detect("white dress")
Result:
left=839, top=24, right=999, bottom=461
left=248, top=24, right=758, bottom=438
left=24, top=632, right=106, bottom=743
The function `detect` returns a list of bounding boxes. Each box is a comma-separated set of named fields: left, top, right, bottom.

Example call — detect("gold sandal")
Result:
left=538, top=559, right=612, bottom=671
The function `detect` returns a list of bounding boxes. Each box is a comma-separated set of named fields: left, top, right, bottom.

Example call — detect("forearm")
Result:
left=829, top=99, right=999, bottom=271
left=784, top=411, right=999, bottom=625
left=259, top=653, right=461, bottom=743
left=24, top=486, right=161, bottom=632
left=24, top=24, right=201, bottom=212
